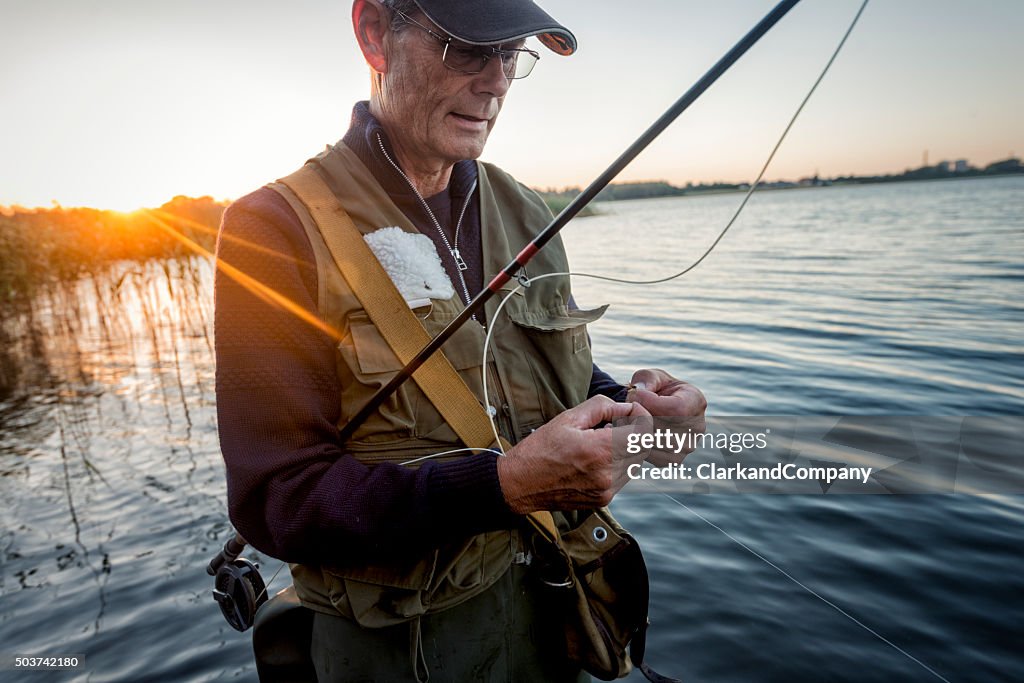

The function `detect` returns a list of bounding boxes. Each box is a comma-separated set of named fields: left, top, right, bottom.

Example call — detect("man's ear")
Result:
left=353, top=0, right=390, bottom=73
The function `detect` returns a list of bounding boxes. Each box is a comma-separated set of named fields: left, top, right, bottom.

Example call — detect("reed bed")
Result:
left=0, top=197, right=223, bottom=399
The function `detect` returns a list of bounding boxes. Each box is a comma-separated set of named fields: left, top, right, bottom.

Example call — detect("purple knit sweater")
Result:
left=215, top=103, right=625, bottom=564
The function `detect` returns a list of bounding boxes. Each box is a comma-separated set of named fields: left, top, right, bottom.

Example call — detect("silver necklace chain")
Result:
left=375, top=134, right=480, bottom=323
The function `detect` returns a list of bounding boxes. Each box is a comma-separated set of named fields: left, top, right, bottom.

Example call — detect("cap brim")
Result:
left=412, top=0, right=577, bottom=55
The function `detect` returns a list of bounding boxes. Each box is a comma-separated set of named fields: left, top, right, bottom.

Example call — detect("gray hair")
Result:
left=381, top=0, right=421, bottom=32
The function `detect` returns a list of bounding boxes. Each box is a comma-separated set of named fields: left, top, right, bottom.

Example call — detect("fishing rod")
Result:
left=338, top=0, right=803, bottom=443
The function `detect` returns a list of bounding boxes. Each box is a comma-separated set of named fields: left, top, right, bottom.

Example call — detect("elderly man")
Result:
left=215, top=0, right=705, bottom=680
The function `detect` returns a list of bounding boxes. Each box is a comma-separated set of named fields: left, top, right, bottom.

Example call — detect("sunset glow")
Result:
left=2, top=0, right=1021, bottom=211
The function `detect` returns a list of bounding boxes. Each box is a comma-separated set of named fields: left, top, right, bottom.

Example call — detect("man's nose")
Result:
left=474, top=54, right=511, bottom=97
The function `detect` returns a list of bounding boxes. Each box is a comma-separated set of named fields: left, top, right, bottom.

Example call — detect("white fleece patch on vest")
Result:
left=363, top=227, right=455, bottom=302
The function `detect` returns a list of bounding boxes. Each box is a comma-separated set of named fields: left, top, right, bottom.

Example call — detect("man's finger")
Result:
left=566, top=395, right=649, bottom=429
left=629, top=368, right=671, bottom=394
left=612, top=456, right=644, bottom=493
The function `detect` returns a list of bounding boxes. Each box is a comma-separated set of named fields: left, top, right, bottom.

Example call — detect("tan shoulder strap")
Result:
left=278, top=164, right=498, bottom=450
left=278, top=164, right=561, bottom=542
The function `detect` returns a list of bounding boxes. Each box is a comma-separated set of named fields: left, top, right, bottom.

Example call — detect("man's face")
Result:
left=380, top=17, right=515, bottom=167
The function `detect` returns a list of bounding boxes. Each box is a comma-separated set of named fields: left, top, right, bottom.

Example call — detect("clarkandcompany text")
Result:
left=627, top=462, right=874, bottom=485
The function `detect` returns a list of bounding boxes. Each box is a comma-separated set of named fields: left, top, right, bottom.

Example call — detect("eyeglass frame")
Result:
left=389, top=8, right=541, bottom=80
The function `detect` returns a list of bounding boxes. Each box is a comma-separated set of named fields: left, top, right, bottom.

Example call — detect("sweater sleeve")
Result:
left=589, top=364, right=629, bottom=402
left=214, top=187, right=517, bottom=565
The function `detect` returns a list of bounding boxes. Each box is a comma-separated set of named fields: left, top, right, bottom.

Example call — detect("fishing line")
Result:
left=399, top=447, right=503, bottom=466
left=481, top=0, right=871, bottom=448
left=255, top=561, right=287, bottom=604
left=474, top=1, right=946, bottom=676
left=660, top=494, right=952, bottom=683
left=566, top=0, right=871, bottom=288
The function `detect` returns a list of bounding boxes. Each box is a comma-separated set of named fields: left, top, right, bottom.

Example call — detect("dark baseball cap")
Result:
left=409, top=0, right=577, bottom=55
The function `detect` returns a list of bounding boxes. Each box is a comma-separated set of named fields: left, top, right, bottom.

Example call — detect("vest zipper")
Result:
left=376, top=133, right=481, bottom=326
left=485, top=361, right=516, bottom=442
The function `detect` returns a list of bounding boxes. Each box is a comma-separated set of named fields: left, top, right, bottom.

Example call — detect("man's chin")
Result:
left=445, top=139, right=488, bottom=163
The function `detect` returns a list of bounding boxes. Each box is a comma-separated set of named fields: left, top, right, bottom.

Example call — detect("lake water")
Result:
left=1, top=176, right=1021, bottom=682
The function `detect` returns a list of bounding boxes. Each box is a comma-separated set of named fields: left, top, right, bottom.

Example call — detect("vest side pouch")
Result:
left=550, top=508, right=649, bottom=681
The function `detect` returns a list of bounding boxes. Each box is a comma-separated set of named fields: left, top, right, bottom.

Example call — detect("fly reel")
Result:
left=207, top=534, right=267, bottom=631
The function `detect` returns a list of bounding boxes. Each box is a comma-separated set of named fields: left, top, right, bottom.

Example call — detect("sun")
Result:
left=100, top=192, right=164, bottom=213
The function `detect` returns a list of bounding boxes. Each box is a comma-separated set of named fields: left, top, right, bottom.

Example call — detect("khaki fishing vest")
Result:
left=269, top=143, right=605, bottom=627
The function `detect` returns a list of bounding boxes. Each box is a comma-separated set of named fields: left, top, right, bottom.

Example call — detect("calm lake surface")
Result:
left=1, top=176, right=1021, bottom=682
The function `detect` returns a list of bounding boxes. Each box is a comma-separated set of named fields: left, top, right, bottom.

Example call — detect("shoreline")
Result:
left=585, top=171, right=1024, bottom=204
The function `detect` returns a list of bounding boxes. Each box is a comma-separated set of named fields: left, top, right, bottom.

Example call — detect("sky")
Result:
left=1, top=0, right=1021, bottom=211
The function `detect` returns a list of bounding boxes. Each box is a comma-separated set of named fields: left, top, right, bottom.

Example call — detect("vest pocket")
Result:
left=337, top=314, right=417, bottom=442
left=339, top=306, right=494, bottom=443
left=507, top=303, right=606, bottom=329
left=320, top=530, right=515, bottom=627
left=506, top=304, right=607, bottom=421
left=410, top=313, right=491, bottom=442
left=322, top=550, right=438, bottom=626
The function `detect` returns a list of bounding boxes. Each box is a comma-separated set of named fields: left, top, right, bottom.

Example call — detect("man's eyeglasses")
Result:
left=392, top=9, right=540, bottom=80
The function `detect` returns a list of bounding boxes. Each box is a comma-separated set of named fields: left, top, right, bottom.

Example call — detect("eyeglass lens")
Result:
left=443, top=43, right=538, bottom=80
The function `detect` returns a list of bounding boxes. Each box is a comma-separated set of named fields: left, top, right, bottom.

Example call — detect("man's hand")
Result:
left=627, top=368, right=707, bottom=466
left=496, top=395, right=651, bottom=514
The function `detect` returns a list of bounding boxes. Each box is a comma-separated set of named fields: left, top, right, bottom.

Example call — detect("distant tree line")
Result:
left=831, top=157, right=1022, bottom=185
left=536, top=156, right=1024, bottom=208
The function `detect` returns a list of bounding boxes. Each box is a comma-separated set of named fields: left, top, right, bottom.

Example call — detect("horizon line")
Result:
left=2, top=154, right=1020, bottom=214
